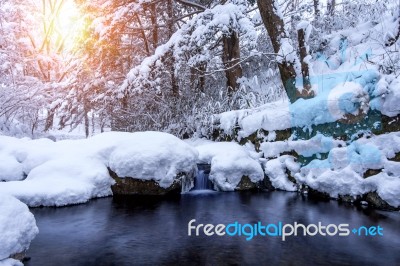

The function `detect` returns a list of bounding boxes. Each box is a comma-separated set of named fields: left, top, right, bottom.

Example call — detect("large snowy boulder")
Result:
left=264, top=155, right=300, bottom=192
left=0, top=195, right=38, bottom=263
left=295, top=132, right=400, bottom=210
left=0, top=158, right=114, bottom=207
left=107, top=132, right=198, bottom=195
left=195, top=142, right=264, bottom=191
left=0, top=131, right=198, bottom=205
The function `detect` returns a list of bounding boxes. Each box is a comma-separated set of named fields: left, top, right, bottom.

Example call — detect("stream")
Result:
left=25, top=191, right=400, bottom=265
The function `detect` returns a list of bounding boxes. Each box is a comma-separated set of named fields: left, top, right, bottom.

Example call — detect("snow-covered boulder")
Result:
left=107, top=132, right=198, bottom=195
left=0, top=195, right=38, bottom=263
left=0, top=131, right=198, bottom=205
left=195, top=142, right=264, bottom=191
left=0, top=154, right=24, bottom=182
left=0, top=258, right=24, bottom=266
left=264, top=155, right=300, bottom=191
left=0, top=158, right=114, bottom=207
left=295, top=132, right=400, bottom=210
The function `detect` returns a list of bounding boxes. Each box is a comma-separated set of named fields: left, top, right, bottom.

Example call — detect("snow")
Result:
left=0, top=132, right=198, bottom=206
left=297, top=21, right=312, bottom=42
left=0, top=154, right=23, bottom=181
left=1, top=8, right=400, bottom=211
left=297, top=166, right=371, bottom=198
left=261, top=134, right=345, bottom=158
left=108, top=132, right=198, bottom=188
left=264, top=155, right=300, bottom=191
left=277, top=38, right=297, bottom=64
left=0, top=259, right=23, bottom=266
left=218, top=100, right=291, bottom=138
left=193, top=141, right=263, bottom=191
left=120, top=2, right=256, bottom=95
left=327, top=82, right=369, bottom=120
left=216, top=14, right=400, bottom=140
left=0, top=194, right=38, bottom=262
left=0, top=158, right=114, bottom=207
left=367, top=173, right=400, bottom=207
left=295, top=132, right=400, bottom=207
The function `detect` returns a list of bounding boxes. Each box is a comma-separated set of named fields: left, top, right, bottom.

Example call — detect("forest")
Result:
left=1, top=1, right=400, bottom=265
left=0, top=0, right=393, bottom=139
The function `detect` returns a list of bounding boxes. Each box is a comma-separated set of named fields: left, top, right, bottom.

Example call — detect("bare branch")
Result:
left=175, top=0, right=206, bottom=11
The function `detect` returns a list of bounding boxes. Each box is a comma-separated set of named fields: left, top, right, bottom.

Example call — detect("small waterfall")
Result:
left=193, top=164, right=213, bottom=190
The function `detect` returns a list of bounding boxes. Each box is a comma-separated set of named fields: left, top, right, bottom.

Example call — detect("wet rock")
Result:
left=364, top=191, right=399, bottom=211
left=108, top=168, right=193, bottom=196
left=389, top=152, right=400, bottom=162
left=235, top=175, right=258, bottom=191
left=10, top=251, right=26, bottom=261
left=363, top=169, right=383, bottom=178
left=260, top=174, right=275, bottom=191
left=307, top=187, right=331, bottom=201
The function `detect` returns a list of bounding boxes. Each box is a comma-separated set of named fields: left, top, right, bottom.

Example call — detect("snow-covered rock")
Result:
left=108, top=132, right=198, bottom=189
left=0, top=258, right=23, bottom=266
left=264, top=155, right=300, bottom=191
left=0, top=154, right=24, bottom=182
left=295, top=132, right=400, bottom=209
left=0, top=158, right=114, bottom=207
left=195, top=142, right=264, bottom=191
left=0, top=131, right=198, bottom=206
left=260, top=134, right=345, bottom=158
left=0, top=195, right=38, bottom=262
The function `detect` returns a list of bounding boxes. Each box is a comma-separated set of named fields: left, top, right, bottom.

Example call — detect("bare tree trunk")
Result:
left=199, top=63, right=206, bottom=93
left=257, top=0, right=298, bottom=102
left=191, top=63, right=206, bottom=93
left=167, top=0, right=179, bottom=96
left=257, top=0, right=314, bottom=102
left=84, top=110, right=89, bottom=138
left=222, top=30, right=242, bottom=96
left=298, top=28, right=312, bottom=92
left=150, top=3, right=158, bottom=49
left=327, top=0, right=335, bottom=16
left=44, top=103, right=60, bottom=131
left=313, top=0, right=320, bottom=18
left=135, top=13, right=150, bottom=56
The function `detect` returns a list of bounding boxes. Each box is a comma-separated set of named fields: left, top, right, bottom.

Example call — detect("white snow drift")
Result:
left=0, top=132, right=198, bottom=207
left=0, top=194, right=38, bottom=263
left=194, top=141, right=264, bottom=191
left=296, top=132, right=400, bottom=207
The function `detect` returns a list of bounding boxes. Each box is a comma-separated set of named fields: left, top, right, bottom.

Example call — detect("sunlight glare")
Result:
left=42, top=0, right=84, bottom=53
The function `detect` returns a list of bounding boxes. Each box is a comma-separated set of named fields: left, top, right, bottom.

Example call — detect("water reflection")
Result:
left=26, top=192, right=400, bottom=266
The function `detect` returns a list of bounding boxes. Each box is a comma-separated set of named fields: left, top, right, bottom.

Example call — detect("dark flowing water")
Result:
left=25, top=192, right=400, bottom=266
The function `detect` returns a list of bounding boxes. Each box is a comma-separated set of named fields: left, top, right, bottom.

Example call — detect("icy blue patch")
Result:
left=338, top=92, right=359, bottom=114
left=302, top=158, right=331, bottom=170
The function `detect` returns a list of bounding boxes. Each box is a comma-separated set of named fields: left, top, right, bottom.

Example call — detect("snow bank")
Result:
left=108, top=132, right=198, bottom=188
left=0, top=195, right=38, bottom=262
left=211, top=15, right=400, bottom=208
left=0, top=258, right=23, bottom=266
left=216, top=16, right=400, bottom=140
left=260, top=134, right=345, bottom=158
left=264, top=155, right=300, bottom=191
left=218, top=100, right=291, bottom=138
left=194, top=142, right=263, bottom=191
left=0, top=132, right=198, bottom=206
left=0, top=158, right=113, bottom=207
left=295, top=132, right=400, bottom=207
left=217, top=76, right=378, bottom=140
left=0, top=154, right=24, bottom=182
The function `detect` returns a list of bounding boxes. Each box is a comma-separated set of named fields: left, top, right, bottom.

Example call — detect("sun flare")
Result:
left=56, top=1, right=80, bottom=36
left=41, top=0, right=84, bottom=52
